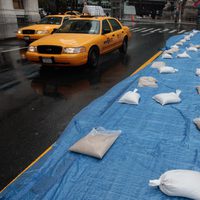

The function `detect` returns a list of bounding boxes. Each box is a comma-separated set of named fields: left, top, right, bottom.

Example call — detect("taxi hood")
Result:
left=21, top=24, right=60, bottom=31
left=32, top=34, right=99, bottom=47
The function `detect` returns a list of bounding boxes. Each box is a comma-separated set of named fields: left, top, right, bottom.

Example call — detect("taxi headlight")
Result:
left=28, top=46, right=37, bottom=52
left=63, top=47, right=86, bottom=54
left=18, top=30, right=22, bottom=34
left=36, top=30, right=49, bottom=34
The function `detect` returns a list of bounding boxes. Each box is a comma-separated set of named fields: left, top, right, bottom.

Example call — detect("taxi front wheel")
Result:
left=87, top=47, right=99, bottom=69
left=119, top=38, right=128, bottom=55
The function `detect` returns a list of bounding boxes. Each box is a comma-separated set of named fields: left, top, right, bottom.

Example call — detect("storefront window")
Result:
left=13, top=0, right=24, bottom=9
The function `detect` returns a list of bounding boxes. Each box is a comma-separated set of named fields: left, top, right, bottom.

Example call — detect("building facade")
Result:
left=86, top=0, right=124, bottom=18
left=0, top=0, right=40, bottom=39
left=110, top=0, right=124, bottom=19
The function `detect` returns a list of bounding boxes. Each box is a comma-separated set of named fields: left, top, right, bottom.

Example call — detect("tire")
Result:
left=87, top=47, right=99, bottom=69
left=119, top=38, right=128, bottom=55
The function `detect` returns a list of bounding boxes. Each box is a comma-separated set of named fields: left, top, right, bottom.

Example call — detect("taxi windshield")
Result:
left=38, top=17, right=62, bottom=25
left=56, top=20, right=100, bottom=34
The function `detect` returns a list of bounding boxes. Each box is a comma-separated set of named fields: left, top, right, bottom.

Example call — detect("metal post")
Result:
left=178, top=0, right=183, bottom=24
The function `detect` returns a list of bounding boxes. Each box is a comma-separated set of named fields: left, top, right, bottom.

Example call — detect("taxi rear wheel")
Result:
left=87, top=47, right=99, bottom=69
left=119, top=38, right=128, bottom=54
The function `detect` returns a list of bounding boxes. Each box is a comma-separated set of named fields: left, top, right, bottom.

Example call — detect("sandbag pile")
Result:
left=118, top=30, right=200, bottom=199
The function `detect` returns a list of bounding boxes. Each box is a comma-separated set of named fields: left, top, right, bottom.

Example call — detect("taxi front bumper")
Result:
left=16, top=34, right=49, bottom=41
left=26, top=51, right=88, bottom=67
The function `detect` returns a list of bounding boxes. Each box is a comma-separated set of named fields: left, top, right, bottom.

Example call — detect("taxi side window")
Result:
left=102, top=20, right=111, bottom=34
left=108, top=19, right=122, bottom=31
left=63, top=18, right=69, bottom=24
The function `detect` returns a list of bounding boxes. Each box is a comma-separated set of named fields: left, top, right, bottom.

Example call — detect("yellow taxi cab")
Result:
left=17, top=15, right=72, bottom=42
left=26, top=9, right=131, bottom=68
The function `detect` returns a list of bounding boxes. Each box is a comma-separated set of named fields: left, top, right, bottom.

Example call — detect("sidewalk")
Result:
left=122, top=16, right=197, bottom=26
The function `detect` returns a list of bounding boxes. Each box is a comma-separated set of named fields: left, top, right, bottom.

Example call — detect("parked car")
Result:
left=17, top=15, right=74, bottom=42
left=26, top=15, right=131, bottom=68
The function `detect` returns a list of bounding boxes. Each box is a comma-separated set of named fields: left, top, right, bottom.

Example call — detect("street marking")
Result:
left=178, top=30, right=186, bottom=34
left=169, top=29, right=177, bottom=33
left=132, top=27, right=140, bottom=31
left=141, top=28, right=154, bottom=33
left=151, top=28, right=161, bottom=33
left=142, top=28, right=161, bottom=36
left=0, top=145, right=53, bottom=193
left=159, top=28, right=169, bottom=33
left=1, top=47, right=27, bottom=53
left=134, top=27, right=147, bottom=32
left=130, top=51, right=163, bottom=76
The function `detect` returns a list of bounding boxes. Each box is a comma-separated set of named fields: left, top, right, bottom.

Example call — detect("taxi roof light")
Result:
left=82, top=5, right=106, bottom=17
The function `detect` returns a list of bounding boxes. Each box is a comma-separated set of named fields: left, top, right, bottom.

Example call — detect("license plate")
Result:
left=23, top=36, right=30, bottom=40
left=42, top=58, right=53, bottom=64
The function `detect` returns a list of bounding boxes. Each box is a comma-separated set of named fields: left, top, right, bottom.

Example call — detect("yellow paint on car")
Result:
left=26, top=16, right=131, bottom=67
left=16, top=15, right=74, bottom=42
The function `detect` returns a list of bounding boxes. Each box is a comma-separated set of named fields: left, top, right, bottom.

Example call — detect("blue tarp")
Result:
left=1, top=32, right=200, bottom=200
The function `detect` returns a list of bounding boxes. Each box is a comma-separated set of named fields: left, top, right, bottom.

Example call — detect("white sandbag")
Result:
left=151, top=61, right=165, bottom=69
left=177, top=51, right=191, bottom=58
left=162, top=53, right=173, bottom=59
left=193, top=118, right=200, bottom=130
left=164, top=49, right=173, bottom=54
left=192, top=29, right=199, bottom=34
left=171, top=45, right=179, bottom=49
left=176, top=41, right=183, bottom=46
left=189, top=33, right=194, bottom=37
left=190, top=43, right=200, bottom=49
left=152, top=90, right=181, bottom=105
left=158, top=66, right=178, bottom=74
left=138, top=76, right=158, bottom=87
left=164, top=49, right=176, bottom=54
left=171, top=47, right=179, bottom=53
left=194, top=118, right=200, bottom=130
left=186, top=46, right=198, bottom=52
left=196, top=68, right=200, bottom=76
left=69, top=127, right=121, bottom=159
left=149, top=170, right=200, bottom=200
left=119, top=89, right=140, bottom=105
left=196, top=86, right=200, bottom=94
left=184, top=36, right=191, bottom=41
left=180, top=39, right=187, bottom=43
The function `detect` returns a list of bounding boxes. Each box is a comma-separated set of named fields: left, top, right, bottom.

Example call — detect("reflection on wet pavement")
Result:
left=31, top=68, right=101, bottom=98
left=0, top=48, right=39, bottom=90
left=30, top=53, right=131, bottom=99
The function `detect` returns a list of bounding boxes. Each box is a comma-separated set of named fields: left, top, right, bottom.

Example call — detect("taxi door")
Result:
left=101, top=19, right=115, bottom=54
left=108, top=19, right=124, bottom=49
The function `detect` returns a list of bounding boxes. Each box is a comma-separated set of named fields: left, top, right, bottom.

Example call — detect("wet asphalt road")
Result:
left=0, top=22, right=197, bottom=190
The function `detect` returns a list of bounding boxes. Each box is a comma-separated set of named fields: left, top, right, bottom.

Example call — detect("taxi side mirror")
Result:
left=102, top=29, right=111, bottom=35
left=51, top=28, right=58, bottom=34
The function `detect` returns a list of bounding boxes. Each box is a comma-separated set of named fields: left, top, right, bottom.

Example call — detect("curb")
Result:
left=122, top=19, right=197, bottom=26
